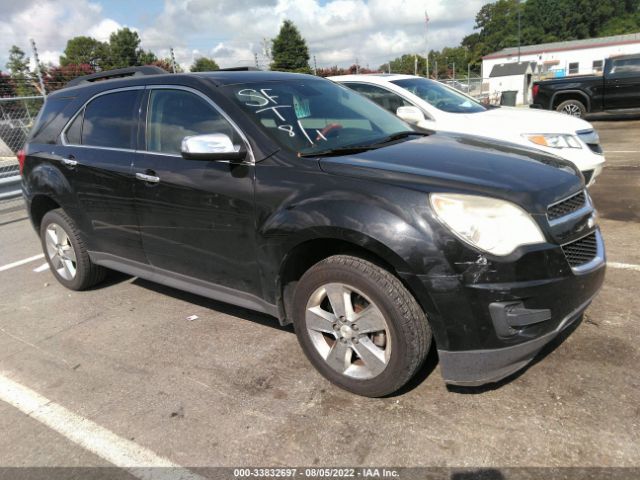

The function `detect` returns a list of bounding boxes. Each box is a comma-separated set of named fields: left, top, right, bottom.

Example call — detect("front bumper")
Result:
left=406, top=226, right=606, bottom=387
left=438, top=294, right=596, bottom=386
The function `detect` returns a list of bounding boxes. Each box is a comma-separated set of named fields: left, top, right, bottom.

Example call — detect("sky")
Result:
left=0, top=0, right=487, bottom=71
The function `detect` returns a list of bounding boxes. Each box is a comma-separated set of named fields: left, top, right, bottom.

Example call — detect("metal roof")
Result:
left=483, top=32, right=640, bottom=59
left=489, top=61, right=536, bottom=78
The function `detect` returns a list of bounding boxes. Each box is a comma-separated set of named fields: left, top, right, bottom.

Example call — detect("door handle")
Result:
left=61, top=156, right=77, bottom=168
left=136, top=172, right=160, bottom=184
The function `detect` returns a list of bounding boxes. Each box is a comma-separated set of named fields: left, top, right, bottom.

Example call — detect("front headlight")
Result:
left=523, top=133, right=582, bottom=149
left=430, top=194, right=546, bottom=256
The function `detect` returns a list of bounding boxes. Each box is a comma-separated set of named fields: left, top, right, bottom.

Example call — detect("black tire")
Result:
left=556, top=99, right=586, bottom=118
left=292, top=255, right=431, bottom=397
left=40, top=209, right=106, bottom=290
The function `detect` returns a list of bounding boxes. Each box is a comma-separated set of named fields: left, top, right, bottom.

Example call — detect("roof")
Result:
left=327, top=73, right=415, bottom=82
left=483, top=32, right=640, bottom=60
left=56, top=69, right=319, bottom=96
left=489, top=61, right=536, bottom=78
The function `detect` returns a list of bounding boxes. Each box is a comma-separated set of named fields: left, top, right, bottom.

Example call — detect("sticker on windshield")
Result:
left=293, top=96, right=311, bottom=119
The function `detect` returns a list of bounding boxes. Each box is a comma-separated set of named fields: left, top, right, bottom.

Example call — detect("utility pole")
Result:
left=355, top=57, right=359, bottom=74
left=313, top=55, right=317, bottom=75
left=467, top=63, right=471, bottom=94
left=434, top=59, right=438, bottom=80
left=388, top=62, right=391, bottom=74
left=517, top=0, right=522, bottom=62
left=424, top=10, right=430, bottom=78
left=169, top=47, right=177, bottom=73
left=30, top=38, right=46, bottom=97
left=414, top=55, right=418, bottom=76
left=452, top=61, right=456, bottom=80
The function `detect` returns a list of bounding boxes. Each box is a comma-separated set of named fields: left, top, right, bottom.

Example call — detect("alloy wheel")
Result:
left=305, top=282, right=391, bottom=379
left=44, top=223, right=77, bottom=280
left=562, top=104, right=582, bottom=116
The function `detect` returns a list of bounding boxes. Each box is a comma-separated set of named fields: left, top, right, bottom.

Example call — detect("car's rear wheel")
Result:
left=40, top=209, right=106, bottom=290
left=556, top=99, right=586, bottom=118
left=292, top=255, right=431, bottom=397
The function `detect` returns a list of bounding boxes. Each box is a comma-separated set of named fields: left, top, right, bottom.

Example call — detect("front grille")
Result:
left=562, top=233, right=598, bottom=267
left=583, top=170, right=594, bottom=185
left=548, top=191, right=586, bottom=221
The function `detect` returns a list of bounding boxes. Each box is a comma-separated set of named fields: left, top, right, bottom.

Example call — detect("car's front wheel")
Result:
left=40, top=209, right=106, bottom=290
left=292, top=255, right=431, bottom=397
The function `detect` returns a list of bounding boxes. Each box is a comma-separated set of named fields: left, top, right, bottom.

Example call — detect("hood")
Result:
left=461, top=106, right=594, bottom=135
left=318, top=132, right=582, bottom=214
left=467, top=107, right=593, bottom=134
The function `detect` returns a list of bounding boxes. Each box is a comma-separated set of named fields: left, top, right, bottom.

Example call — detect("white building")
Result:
left=482, top=32, right=640, bottom=105
left=487, top=61, right=535, bottom=105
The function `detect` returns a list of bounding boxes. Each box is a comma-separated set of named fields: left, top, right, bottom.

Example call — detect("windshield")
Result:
left=392, top=78, right=486, bottom=114
left=225, top=79, right=412, bottom=155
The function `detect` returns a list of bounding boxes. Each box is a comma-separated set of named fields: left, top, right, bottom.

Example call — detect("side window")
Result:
left=611, top=57, right=640, bottom=75
left=344, top=83, right=412, bottom=114
left=65, top=109, right=83, bottom=145
left=82, top=90, right=140, bottom=149
left=146, top=89, right=237, bottom=155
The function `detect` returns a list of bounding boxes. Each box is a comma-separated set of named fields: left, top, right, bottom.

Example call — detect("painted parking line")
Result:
left=33, top=262, right=50, bottom=273
left=0, top=373, right=205, bottom=480
left=0, top=254, right=44, bottom=272
left=608, top=261, right=640, bottom=272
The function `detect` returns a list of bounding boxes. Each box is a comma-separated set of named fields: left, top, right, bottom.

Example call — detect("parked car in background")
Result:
left=331, top=74, right=606, bottom=186
left=21, top=67, right=604, bottom=397
left=531, top=53, right=640, bottom=118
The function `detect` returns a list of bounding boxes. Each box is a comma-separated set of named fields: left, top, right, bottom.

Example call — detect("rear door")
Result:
left=604, top=56, right=640, bottom=110
left=132, top=86, right=260, bottom=300
left=59, top=87, right=146, bottom=263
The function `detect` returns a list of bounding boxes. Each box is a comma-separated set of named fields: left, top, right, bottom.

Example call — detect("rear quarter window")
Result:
left=29, top=96, right=75, bottom=144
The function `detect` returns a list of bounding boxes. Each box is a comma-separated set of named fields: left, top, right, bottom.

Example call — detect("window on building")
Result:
left=592, top=60, right=604, bottom=73
left=568, top=62, right=579, bottom=75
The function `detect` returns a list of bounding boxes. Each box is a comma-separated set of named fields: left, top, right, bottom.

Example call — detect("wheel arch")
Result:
left=29, top=194, right=61, bottom=231
left=275, top=230, right=438, bottom=330
left=552, top=90, right=591, bottom=112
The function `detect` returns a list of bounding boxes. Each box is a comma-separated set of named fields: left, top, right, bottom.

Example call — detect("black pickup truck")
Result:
left=531, top=53, right=640, bottom=118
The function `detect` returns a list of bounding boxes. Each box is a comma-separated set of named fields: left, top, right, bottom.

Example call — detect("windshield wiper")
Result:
left=298, top=145, right=378, bottom=158
left=298, top=131, right=429, bottom=158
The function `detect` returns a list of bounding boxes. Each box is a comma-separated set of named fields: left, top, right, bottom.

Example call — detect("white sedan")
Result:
left=330, top=74, right=605, bottom=185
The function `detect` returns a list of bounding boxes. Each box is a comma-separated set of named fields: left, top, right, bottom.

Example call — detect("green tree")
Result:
left=6, top=45, right=30, bottom=78
left=190, top=57, right=220, bottom=72
left=270, top=20, right=311, bottom=72
left=60, top=37, right=108, bottom=68
left=103, top=27, right=156, bottom=69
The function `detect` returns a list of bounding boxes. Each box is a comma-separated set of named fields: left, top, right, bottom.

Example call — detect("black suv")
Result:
left=21, top=66, right=605, bottom=396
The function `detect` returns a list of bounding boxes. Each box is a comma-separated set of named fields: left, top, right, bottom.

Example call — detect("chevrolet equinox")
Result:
left=20, top=67, right=605, bottom=396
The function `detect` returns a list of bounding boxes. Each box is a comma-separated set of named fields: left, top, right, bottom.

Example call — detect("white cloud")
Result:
left=138, top=0, right=485, bottom=70
left=0, top=0, right=484, bottom=72
left=0, top=0, right=121, bottom=69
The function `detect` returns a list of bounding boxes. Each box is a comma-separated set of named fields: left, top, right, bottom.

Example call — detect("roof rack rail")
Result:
left=65, top=66, right=168, bottom=88
left=216, top=66, right=261, bottom=71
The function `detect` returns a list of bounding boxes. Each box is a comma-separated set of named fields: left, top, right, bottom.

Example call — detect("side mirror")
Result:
left=396, top=106, right=425, bottom=125
left=181, top=133, right=246, bottom=161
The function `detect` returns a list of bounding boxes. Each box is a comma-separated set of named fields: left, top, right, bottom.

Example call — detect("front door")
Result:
left=132, top=87, right=261, bottom=300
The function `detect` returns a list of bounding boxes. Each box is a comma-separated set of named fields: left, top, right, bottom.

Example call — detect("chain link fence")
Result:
left=0, top=94, right=44, bottom=211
